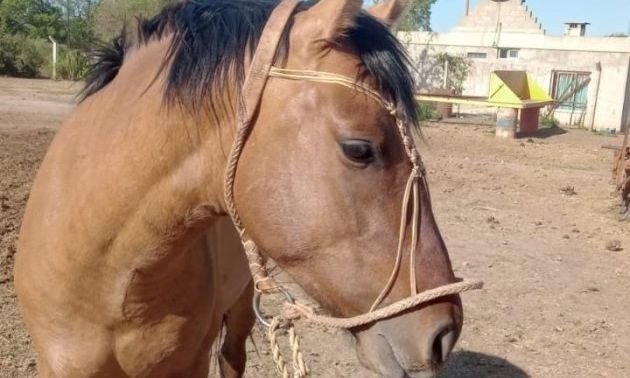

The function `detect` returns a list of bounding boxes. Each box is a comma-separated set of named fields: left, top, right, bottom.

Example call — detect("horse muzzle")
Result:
left=352, top=298, right=463, bottom=377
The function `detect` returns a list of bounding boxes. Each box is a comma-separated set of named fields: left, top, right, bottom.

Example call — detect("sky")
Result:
left=431, top=0, right=630, bottom=36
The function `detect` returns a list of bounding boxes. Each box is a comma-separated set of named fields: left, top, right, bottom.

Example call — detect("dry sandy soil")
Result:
left=1, top=77, right=629, bottom=377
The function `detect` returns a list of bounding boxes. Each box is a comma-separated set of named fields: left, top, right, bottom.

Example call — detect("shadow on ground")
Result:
left=439, top=351, right=529, bottom=378
left=518, top=126, right=568, bottom=139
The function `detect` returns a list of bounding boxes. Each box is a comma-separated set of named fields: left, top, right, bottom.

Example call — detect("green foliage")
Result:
left=540, top=116, right=560, bottom=129
left=51, top=0, right=100, bottom=48
left=373, top=0, right=437, bottom=31
left=0, top=0, right=64, bottom=39
left=0, top=0, right=100, bottom=79
left=417, top=103, right=439, bottom=121
left=0, top=35, right=90, bottom=79
left=433, top=53, right=471, bottom=96
left=397, top=0, right=437, bottom=31
left=0, top=36, right=21, bottom=75
left=57, top=49, right=90, bottom=80
left=0, top=34, right=50, bottom=77
left=93, top=0, right=175, bottom=40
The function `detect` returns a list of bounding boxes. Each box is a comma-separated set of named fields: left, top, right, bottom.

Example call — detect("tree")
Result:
left=433, top=53, right=471, bottom=95
left=372, top=0, right=437, bottom=31
left=93, top=0, right=174, bottom=40
left=0, top=0, right=64, bottom=39
left=0, top=0, right=96, bottom=78
left=49, top=0, right=99, bottom=48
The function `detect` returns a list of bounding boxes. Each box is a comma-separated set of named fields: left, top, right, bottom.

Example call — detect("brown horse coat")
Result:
left=16, top=1, right=465, bottom=376
left=15, top=36, right=254, bottom=376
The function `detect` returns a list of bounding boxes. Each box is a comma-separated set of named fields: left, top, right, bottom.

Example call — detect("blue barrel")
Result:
left=496, top=108, right=518, bottom=138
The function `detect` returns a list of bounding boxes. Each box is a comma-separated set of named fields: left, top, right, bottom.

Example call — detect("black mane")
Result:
left=79, top=30, right=128, bottom=100
left=81, top=0, right=419, bottom=126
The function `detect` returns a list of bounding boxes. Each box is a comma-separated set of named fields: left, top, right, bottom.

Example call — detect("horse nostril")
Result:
left=430, top=324, right=457, bottom=365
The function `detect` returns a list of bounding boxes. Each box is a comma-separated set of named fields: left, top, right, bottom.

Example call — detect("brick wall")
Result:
left=454, top=0, right=545, bottom=34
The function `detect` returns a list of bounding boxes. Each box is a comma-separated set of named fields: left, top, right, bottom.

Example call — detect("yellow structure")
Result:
left=416, top=70, right=553, bottom=109
left=417, top=70, right=554, bottom=138
left=487, top=71, right=553, bottom=108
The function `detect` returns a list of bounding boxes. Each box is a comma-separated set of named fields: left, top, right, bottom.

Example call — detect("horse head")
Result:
left=231, top=1, right=464, bottom=375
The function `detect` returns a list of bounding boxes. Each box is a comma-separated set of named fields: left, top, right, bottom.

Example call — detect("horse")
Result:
left=15, top=0, right=470, bottom=376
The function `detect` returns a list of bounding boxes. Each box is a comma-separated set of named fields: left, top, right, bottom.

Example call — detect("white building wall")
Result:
left=400, top=32, right=630, bottom=131
left=624, top=62, right=630, bottom=131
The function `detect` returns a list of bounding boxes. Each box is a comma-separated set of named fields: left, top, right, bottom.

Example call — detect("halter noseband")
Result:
left=224, top=0, right=482, bottom=330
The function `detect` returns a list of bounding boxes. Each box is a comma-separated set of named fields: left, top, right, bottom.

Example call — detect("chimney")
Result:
left=564, top=22, right=590, bottom=37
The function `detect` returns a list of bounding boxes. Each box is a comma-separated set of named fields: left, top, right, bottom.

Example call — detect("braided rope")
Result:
left=288, top=326, right=309, bottom=376
left=224, top=0, right=300, bottom=293
left=282, top=280, right=483, bottom=329
left=268, top=318, right=290, bottom=378
left=270, top=68, right=400, bottom=123
left=268, top=318, right=310, bottom=378
left=369, top=172, right=414, bottom=311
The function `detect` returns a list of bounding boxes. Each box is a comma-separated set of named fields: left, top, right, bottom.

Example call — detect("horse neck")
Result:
left=81, top=36, right=238, bottom=257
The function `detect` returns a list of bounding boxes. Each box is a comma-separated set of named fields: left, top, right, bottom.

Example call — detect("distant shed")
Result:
left=400, top=0, right=630, bottom=131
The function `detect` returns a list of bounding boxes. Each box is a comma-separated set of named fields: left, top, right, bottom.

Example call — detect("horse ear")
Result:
left=298, top=0, right=363, bottom=43
left=367, top=0, right=411, bottom=27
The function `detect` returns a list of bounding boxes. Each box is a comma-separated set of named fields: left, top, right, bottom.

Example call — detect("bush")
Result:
left=57, top=49, right=90, bottom=81
left=0, top=35, right=49, bottom=78
left=0, top=36, right=19, bottom=75
left=418, top=103, right=439, bottom=121
left=0, top=35, right=89, bottom=80
left=540, top=116, right=560, bottom=129
left=433, top=53, right=472, bottom=96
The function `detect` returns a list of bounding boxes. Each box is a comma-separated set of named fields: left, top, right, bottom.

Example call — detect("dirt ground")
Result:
left=1, top=77, right=629, bottom=377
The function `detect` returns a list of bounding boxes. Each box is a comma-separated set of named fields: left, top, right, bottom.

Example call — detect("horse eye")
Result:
left=341, top=140, right=375, bottom=165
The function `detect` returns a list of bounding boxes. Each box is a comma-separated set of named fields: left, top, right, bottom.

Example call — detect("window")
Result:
left=467, top=52, right=487, bottom=59
left=551, top=71, right=590, bottom=110
left=498, top=48, right=519, bottom=59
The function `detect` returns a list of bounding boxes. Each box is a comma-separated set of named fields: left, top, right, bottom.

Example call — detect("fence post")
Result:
left=48, top=36, right=57, bottom=81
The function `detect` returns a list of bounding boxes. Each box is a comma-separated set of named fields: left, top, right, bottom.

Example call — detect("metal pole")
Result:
left=589, top=62, right=602, bottom=131
left=443, top=59, right=449, bottom=89
left=48, top=36, right=57, bottom=81
left=465, top=0, right=470, bottom=16
left=493, top=2, right=503, bottom=47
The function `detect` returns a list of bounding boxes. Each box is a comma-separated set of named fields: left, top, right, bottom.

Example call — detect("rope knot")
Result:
left=242, top=239, right=258, bottom=254
left=414, top=158, right=427, bottom=177
left=411, top=166, right=420, bottom=178
left=255, top=277, right=281, bottom=293
left=242, top=237, right=282, bottom=292
left=282, top=302, right=315, bottom=321
left=270, top=316, right=294, bottom=331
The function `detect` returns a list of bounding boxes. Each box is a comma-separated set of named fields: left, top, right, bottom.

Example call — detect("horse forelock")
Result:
left=80, top=0, right=419, bottom=129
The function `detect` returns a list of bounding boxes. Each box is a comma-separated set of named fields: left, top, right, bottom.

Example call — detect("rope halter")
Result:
left=258, top=68, right=483, bottom=326
left=223, top=1, right=483, bottom=375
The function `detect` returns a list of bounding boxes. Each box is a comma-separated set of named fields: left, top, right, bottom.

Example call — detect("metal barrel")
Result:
left=496, top=107, right=518, bottom=138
